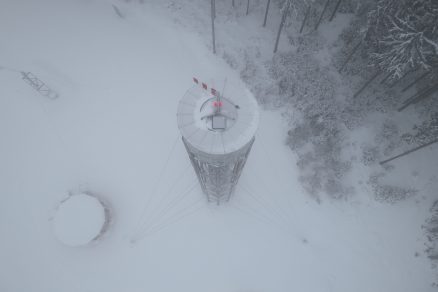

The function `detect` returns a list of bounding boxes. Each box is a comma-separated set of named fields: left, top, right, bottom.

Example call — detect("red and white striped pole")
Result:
left=192, top=77, right=222, bottom=112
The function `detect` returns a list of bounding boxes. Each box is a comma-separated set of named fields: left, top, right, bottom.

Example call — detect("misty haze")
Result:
left=1, top=1, right=437, bottom=291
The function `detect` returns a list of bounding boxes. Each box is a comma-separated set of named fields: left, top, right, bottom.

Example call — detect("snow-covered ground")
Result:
left=0, top=0, right=436, bottom=291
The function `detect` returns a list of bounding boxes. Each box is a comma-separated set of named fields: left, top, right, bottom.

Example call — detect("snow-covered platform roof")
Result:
left=53, top=193, right=107, bottom=247
left=177, top=83, right=259, bottom=155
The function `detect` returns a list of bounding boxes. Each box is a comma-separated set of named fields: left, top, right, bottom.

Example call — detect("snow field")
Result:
left=0, top=1, right=435, bottom=291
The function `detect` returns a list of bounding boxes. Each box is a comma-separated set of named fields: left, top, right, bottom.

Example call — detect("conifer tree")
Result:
left=366, top=0, right=438, bottom=79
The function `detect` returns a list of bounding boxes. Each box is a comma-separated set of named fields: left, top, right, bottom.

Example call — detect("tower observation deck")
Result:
left=177, top=79, right=259, bottom=204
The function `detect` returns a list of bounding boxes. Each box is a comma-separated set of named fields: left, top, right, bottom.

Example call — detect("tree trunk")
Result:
left=112, top=5, right=124, bottom=18
left=380, top=71, right=393, bottom=84
left=263, top=0, right=271, bottom=27
left=339, top=40, right=362, bottom=73
left=401, top=71, right=431, bottom=92
left=398, top=83, right=438, bottom=111
left=300, top=5, right=311, bottom=34
left=329, top=0, right=342, bottom=22
left=315, top=0, right=330, bottom=31
left=211, top=0, right=216, bottom=54
left=353, top=71, right=381, bottom=98
left=388, top=67, right=418, bottom=88
left=246, top=0, right=250, bottom=15
left=273, top=0, right=290, bottom=53
left=380, top=139, right=438, bottom=165
left=412, top=83, right=438, bottom=104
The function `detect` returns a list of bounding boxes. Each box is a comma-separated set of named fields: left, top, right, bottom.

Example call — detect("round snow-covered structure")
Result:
left=177, top=83, right=259, bottom=203
left=53, top=193, right=109, bottom=247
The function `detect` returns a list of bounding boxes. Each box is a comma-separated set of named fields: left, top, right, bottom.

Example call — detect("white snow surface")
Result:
left=0, top=1, right=435, bottom=292
left=53, top=193, right=105, bottom=246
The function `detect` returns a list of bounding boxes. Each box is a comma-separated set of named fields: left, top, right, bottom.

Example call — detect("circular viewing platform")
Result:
left=177, top=83, right=259, bottom=155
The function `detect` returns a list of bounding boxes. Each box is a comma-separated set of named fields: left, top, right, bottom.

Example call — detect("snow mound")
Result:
left=53, top=193, right=107, bottom=247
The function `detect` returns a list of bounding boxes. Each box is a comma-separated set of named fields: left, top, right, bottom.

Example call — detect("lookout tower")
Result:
left=177, top=78, right=259, bottom=204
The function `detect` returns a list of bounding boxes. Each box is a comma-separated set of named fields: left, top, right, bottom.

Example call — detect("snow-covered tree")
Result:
left=366, top=0, right=438, bottom=79
left=275, top=0, right=310, bottom=25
